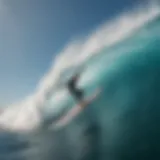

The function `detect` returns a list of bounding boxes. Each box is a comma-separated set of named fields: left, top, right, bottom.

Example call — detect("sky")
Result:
left=0, top=0, right=144, bottom=106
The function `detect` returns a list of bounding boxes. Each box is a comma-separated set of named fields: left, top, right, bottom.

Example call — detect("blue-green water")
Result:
left=0, top=13, right=160, bottom=160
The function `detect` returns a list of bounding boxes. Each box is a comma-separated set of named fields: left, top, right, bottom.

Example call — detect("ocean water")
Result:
left=0, top=3, right=160, bottom=160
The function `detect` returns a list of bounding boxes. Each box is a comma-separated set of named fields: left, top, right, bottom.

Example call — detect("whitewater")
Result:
left=0, top=2, right=160, bottom=160
left=0, top=2, right=159, bottom=132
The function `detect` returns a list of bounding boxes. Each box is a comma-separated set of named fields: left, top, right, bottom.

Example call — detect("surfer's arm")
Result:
left=50, top=66, right=85, bottom=91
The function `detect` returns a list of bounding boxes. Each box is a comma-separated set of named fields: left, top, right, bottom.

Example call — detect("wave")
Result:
left=0, top=2, right=159, bottom=132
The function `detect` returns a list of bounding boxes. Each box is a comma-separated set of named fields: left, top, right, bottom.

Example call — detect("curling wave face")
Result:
left=0, top=3, right=160, bottom=160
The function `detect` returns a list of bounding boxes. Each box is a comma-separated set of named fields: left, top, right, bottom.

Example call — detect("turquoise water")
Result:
left=0, top=14, right=160, bottom=160
left=34, top=16, right=160, bottom=160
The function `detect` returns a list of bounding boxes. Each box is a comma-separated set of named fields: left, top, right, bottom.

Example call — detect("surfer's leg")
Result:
left=73, top=89, right=85, bottom=107
left=76, top=89, right=84, bottom=101
left=71, top=88, right=83, bottom=101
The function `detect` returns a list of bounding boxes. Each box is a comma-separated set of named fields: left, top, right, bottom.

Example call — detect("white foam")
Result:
left=0, top=2, right=159, bottom=132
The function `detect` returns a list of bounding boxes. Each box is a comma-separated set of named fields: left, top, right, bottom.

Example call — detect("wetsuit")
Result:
left=67, top=75, right=84, bottom=102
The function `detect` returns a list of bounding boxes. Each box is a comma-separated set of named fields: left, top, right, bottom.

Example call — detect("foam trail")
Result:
left=0, top=2, right=159, bottom=132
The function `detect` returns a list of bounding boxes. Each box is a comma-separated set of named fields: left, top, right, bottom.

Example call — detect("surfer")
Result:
left=67, top=72, right=84, bottom=103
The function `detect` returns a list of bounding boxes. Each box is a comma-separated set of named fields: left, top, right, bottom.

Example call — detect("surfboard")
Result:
left=54, top=88, right=101, bottom=128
